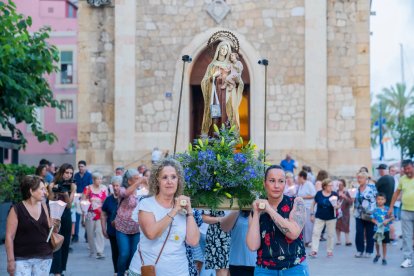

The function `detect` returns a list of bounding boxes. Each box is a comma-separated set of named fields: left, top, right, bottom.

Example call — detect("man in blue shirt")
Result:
left=72, top=160, right=93, bottom=242
left=280, top=154, right=297, bottom=173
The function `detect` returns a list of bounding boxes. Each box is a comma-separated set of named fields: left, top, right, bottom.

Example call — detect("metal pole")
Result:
left=400, top=43, right=405, bottom=84
left=174, top=55, right=192, bottom=155
left=379, top=101, right=384, bottom=161
left=264, top=65, right=268, bottom=163
left=258, top=59, right=269, bottom=163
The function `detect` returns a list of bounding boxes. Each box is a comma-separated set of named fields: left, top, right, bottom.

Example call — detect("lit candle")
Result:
left=180, top=199, right=187, bottom=207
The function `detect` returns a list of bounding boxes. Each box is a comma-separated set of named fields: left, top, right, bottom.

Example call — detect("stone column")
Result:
left=113, top=0, right=136, bottom=163
left=305, top=0, right=327, bottom=149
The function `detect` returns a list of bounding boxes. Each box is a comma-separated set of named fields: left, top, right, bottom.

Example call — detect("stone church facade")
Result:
left=77, top=0, right=371, bottom=176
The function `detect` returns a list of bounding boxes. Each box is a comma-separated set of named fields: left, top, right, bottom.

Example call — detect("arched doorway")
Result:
left=189, top=46, right=251, bottom=142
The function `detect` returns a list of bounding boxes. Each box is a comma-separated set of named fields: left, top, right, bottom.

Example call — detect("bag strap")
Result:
left=41, top=202, right=52, bottom=229
left=139, top=222, right=173, bottom=266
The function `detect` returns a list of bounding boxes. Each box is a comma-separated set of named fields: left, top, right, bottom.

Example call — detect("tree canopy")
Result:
left=0, top=0, right=61, bottom=147
left=371, top=82, right=414, bottom=160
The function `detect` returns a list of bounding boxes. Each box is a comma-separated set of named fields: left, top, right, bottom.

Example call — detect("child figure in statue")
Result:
left=221, top=52, right=243, bottom=90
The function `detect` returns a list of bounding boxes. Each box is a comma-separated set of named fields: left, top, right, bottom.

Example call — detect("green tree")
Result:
left=396, top=115, right=414, bottom=158
left=0, top=0, right=61, bottom=147
left=376, top=83, right=414, bottom=160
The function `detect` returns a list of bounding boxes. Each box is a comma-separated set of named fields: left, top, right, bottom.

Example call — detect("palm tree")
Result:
left=377, top=83, right=414, bottom=161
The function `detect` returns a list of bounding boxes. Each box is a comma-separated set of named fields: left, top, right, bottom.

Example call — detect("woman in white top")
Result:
left=296, top=170, right=316, bottom=247
left=128, top=158, right=200, bottom=276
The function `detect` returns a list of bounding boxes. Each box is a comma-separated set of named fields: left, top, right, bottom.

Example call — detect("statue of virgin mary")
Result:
left=201, top=40, right=244, bottom=135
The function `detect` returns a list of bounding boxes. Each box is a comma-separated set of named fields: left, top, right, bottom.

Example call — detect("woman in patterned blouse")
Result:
left=246, top=165, right=309, bottom=275
left=354, top=171, right=377, bottom=258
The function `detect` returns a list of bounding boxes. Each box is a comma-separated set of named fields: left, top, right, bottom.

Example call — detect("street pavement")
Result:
left=1, top=220, right=414, bottom=276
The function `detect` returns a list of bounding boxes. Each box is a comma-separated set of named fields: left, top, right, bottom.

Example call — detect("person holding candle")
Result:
left=48, top=164, right=77, bottom=276
left=128, top=158, right=200, bottom=275
left=335, top=179, right=353, bottom=246
left=82, top=172, right=108, bottom=259
left=5, top=175, right=59, bottom=276
left=309, top=179, right=339, bottom=258
left=246, top=165, right=308, bottom=275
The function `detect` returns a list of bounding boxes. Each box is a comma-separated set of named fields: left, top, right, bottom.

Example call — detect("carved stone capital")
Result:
left=206, top=0, right=231, bottom=24
left=87, top=0, right=112, bottom=7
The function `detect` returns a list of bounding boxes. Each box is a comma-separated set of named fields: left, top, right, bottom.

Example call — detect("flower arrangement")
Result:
left=175, top=124, right=266, bottom=210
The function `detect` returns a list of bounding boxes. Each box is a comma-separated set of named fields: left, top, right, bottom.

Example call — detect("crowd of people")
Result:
left=4, top=155, right=414, bottom=275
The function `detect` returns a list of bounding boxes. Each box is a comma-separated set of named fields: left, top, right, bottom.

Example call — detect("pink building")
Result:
left=14, top=0, right=78, bottom=166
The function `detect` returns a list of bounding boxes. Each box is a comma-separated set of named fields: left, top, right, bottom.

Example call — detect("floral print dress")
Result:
left=203, top=210, right=231, bottom=269
left=257, top=196, right=306, bottom=270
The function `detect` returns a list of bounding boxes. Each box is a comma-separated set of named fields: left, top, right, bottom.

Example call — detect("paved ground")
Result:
left=1, top=221, right=413, bottom=276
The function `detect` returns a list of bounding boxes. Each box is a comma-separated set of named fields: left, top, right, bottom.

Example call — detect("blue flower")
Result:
left=234, top=153, right=247, bottom=164
left=198, top=149, right=215, bottom=161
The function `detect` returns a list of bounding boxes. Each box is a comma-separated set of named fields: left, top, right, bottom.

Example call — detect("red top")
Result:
left=83, top=186, right=107, bottom=220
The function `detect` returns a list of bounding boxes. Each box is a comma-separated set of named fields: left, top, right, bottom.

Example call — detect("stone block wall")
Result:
left=77, top=0, right=372, bottom=176
left=135, top=0, right=306, bottom=133
left=77, top=2, right=115, bottom=173
left=326, top=0, right=371, bottom=175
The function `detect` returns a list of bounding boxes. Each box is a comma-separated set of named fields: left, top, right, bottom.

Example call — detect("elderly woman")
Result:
left=354, top=171, right=377, bottom=258
left=283, top=172, right=297, bottom=197
left=309, top=179, right=339, bottom=258
left=247, top=165, right=308, bottom=275
left=336, top=179, right=353, bottom=246
left=128, top=158, right=200, bottom=276
left=82, top=172, right=108, bottom=259
left=113, top=169, right=143, bottom=276
left=296, top=170, right=316, bottom=247
left=48, top=163, right=76, bottom=276
left=5, top=176, right=57, bottom=275
left=101, top=176, right=122, bottom=276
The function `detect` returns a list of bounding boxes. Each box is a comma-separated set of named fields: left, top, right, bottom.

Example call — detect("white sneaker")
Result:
left=401, top=259, right=413, bottom=268
left=364, top=253, right=372, bottom=258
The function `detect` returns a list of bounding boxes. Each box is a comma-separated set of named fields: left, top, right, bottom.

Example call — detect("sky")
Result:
left=370, top=0, right=414, bottom=161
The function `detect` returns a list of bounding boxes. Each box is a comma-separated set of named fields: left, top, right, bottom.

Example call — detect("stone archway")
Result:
left=171, top=28, right=264, bottom=151
left=189, top=46, right=251, bottom=142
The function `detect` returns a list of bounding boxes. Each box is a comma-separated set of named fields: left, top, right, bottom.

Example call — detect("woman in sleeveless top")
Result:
left=247, top=165, right=309, bottom=275
left=48, top=164, right=77, bottom=276
left=5, top=175, right=56, bottom=276
left=82, top=171, right=108, bottom=259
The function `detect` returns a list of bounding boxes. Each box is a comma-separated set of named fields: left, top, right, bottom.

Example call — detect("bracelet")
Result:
left=167, top=213, right=174, bottom=220
left=186, top=212, right=194, bottom=217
